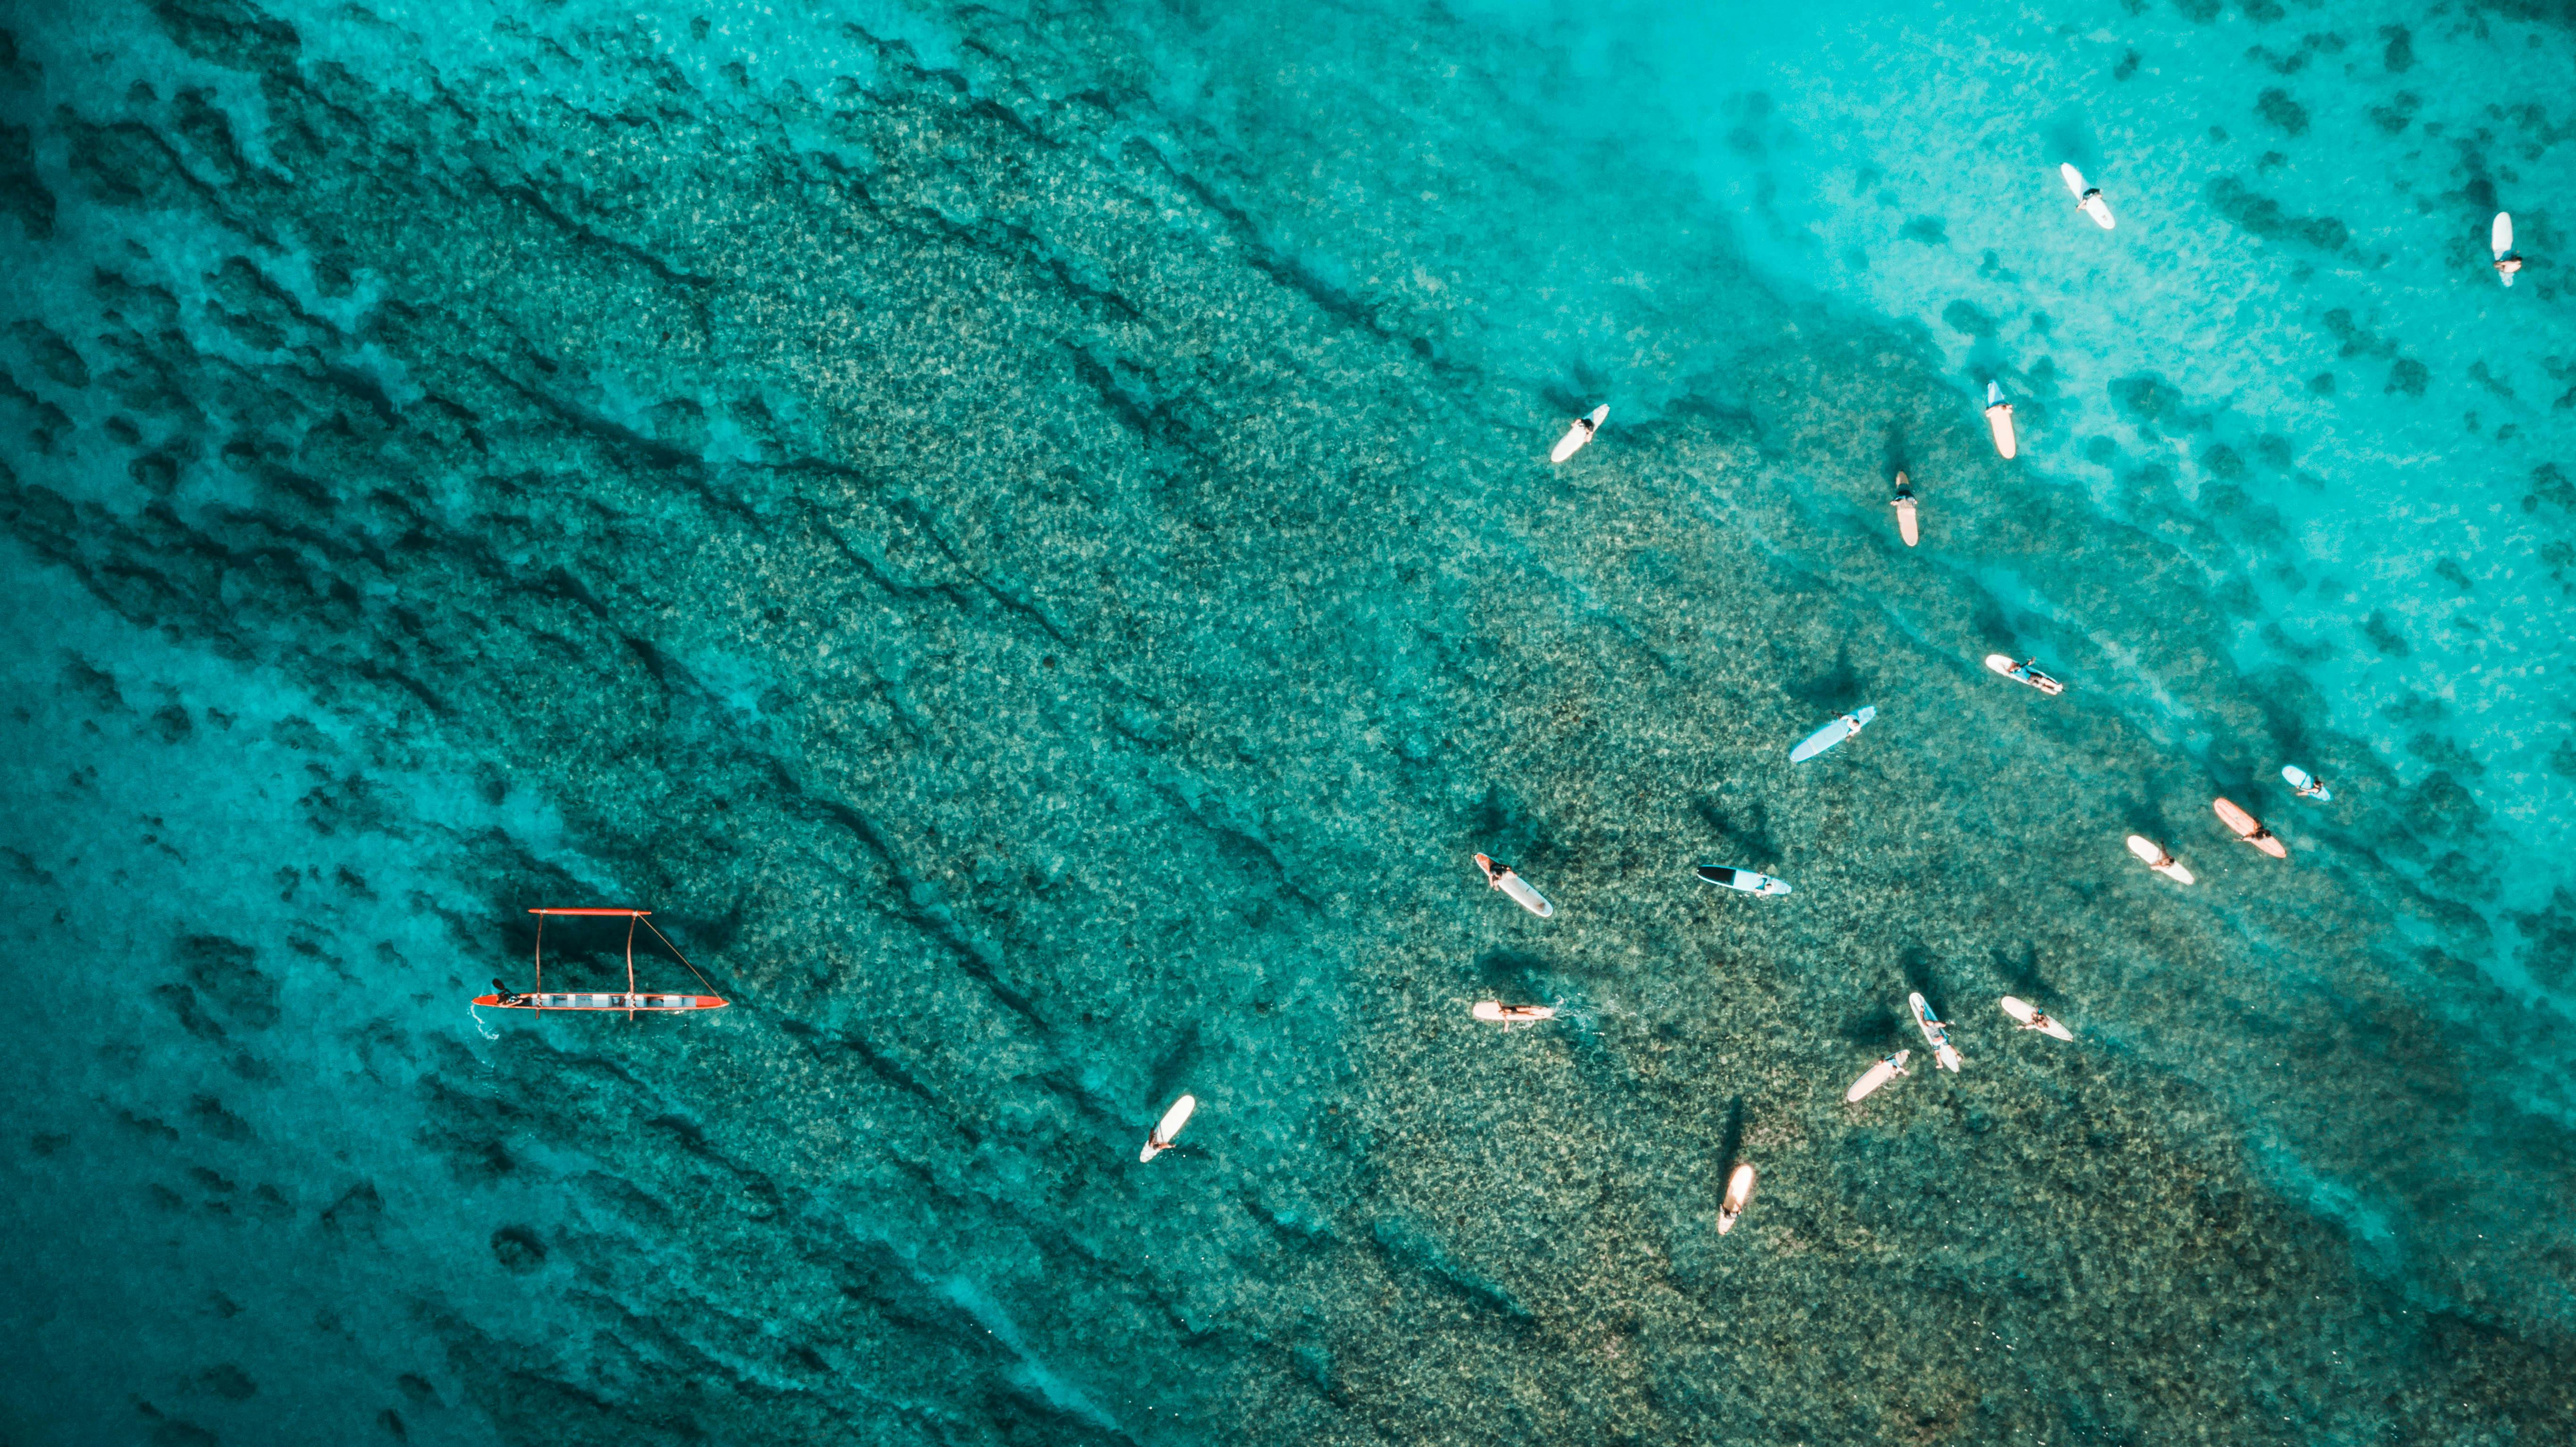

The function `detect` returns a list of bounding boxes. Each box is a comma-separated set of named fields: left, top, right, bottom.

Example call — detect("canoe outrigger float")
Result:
left=475, top=908, right=729, bottom=1019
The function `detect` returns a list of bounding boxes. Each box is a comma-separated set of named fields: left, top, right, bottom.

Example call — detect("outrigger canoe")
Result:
left=479, top=908, right=730, bottom=1016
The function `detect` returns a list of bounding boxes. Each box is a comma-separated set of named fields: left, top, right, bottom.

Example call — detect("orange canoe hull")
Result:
left=474, top=993, right=729, bottom=1011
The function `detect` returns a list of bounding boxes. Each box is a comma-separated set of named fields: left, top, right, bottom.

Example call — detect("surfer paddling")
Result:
left=2000, top=996, right=2074, bottom=1041
left=2213, top=797, right=2287, bottom=859
left=1983, top=382, right=2017, bottom=458
left=2493, top=213, right=2523, bottom=285
left=1716, top=1163, right=1757, bottom=1234
left=2060, top=164, right=2114, bottom=229
left=1139, top=1094, right=1197, bottom=1162
left=1472, top=1001, right=1558, bottom=1028
left=2126, top=835, right=2194, bottom=884
left=1985, top=655, right=2065, bottom=696
left=1790, top=706, right=1878, bottom=762
left=1474, top=853, right=1555, bottom=917
left=1909, top=992, right=1964, bottom=1072
left=1551, top=405, right=1610, bottom=463
left=1846, top=1049, right=1912, bottom=1103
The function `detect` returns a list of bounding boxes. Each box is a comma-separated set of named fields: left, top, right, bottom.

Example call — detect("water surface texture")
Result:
left=4, top=0, right=2575, bottom=1443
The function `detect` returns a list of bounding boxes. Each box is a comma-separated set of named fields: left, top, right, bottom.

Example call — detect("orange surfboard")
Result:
left=2213, top=798, right=2287, bottom=858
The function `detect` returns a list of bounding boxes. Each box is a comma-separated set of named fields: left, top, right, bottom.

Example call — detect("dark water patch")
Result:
left=489, top=1225, right=547, bottom=1274
left=2405, top=732, right=2485, bottom=776
left=135, top=1403, right=217, bottom=1447
left=1777, top=639, right=1863, bottom=710
left=1715, top=1094, right=1746, bottom=1168
left=1837, top=1002, right=1901, bottom=1046
left=2206, top=177, right=2349, bottom=251
left=2367, top=90, right=2419, bottom=135
left=173, top=933, right=277, bottom=1028
left=185, top=1094, right=250, bottom=1142
left=1368, top=1217, right=1531, bottom=1323
left=1144, top=1019, right=1202, bottom=1108
left=2380, top=25, right=2414, bottom=71
left=1989, top=940, right=2050, bottom=995
left=1941, top=299, right=1998, bottom=337
left=2362, top=609, right=2410, bottom=655
left=2512, top=889, right=2576, bottom=984
left=2108, top=372, right=2196, bottom=433
left=0, top=121, right=53, bottom=239
left=2256, top=88, right=2310, bottom=137
left=2528, top=462, right=2576, bottom=513
left=1239, top=1190, right=1338, bottom=1250
left=184, top=1363, right=256, bottom=1400
left=319, top=1180, right=382, bottom=1238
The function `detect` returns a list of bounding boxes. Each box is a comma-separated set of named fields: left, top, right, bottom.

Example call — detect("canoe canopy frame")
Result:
left=495, top=908, right=727, bottom=1019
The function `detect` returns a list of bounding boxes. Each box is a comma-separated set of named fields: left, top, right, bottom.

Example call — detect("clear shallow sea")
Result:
left=2, top=0, right=2573, bottom=1442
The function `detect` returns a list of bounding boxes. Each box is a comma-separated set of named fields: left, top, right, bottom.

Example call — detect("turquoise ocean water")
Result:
left=4, top=0, right=2575, bottom=1441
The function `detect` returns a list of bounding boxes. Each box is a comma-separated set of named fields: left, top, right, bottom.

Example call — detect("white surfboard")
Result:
left=2060, top=163, right=2114, bottom=229
left=1551, top=405, right=1610, bottom=463
left=1472, top=1001, right=1557, bottom=1026
left=1909, top=992, right=1963, bottom=1072
left=1789, top=705, right=1877, bottom=762
left=1716, top=1162, right=1756, bottom=1235
left=1140, top=1093, right=1196, bottom=1162
left=1696, top=865, right=1791, bottom=897
left=1497, top=874, right=1552, bottom=916
left=1984, top=383, right=2017, bottom=459
left=1474, top=853, right=1552, bottom=917
left=1846, top=1049, right=1911, bottom=1103
left=2281, top=765, right=2332, bottom=803
left=1984, top=654, right=2065, bottom=696
left=2126, top=834, right=2193, bottom=885
left=2494, top=213, right=2518, bottom=286
left=1892, top=474, right=1919, bottom=547
left=1999, top=995, right=2075, bottom=1042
